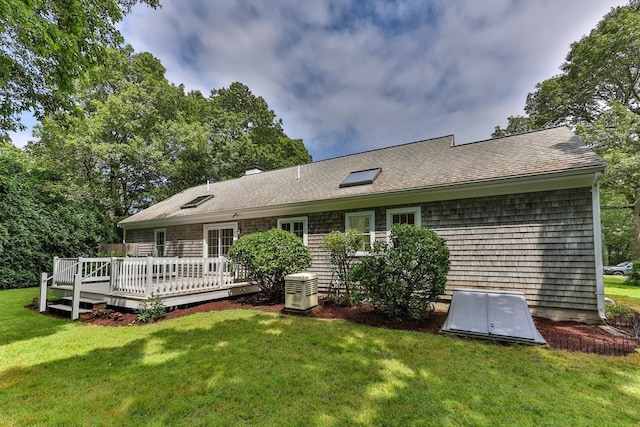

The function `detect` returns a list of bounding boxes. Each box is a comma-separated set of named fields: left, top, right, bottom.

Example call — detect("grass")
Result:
left=604, top=275, right=640, bottom=312
left=1, top=287, right=640, bottom=426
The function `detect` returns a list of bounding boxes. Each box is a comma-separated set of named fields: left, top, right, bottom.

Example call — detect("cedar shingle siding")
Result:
left=125, top=187, right=597, bottom=320
left=119, top=127, right=606, bottom=322
left=428, top=188, right=597, bottom=319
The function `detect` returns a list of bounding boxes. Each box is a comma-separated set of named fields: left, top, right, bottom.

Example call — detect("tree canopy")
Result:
left=0, top=141, right=115, bottom=289
left=1, top=2, right=312, bottom=289
left=28, top=48, right=311, bottom=225
left=493, top=1, right=640, bottom=259
left=0, top=0, right=159, bottom=141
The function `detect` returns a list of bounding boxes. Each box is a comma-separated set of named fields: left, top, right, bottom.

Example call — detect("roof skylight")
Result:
left=180, top=194, right=214, bottom=209
left=339, top=168, right=382, bottom=188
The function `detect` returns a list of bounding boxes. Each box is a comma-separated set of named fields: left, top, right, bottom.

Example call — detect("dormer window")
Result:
left=180, top=194, right=214, bottom=209
left=339, top=168, right=381, bottom=188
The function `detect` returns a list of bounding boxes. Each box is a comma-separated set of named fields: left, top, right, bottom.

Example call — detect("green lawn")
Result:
left=1, top=287, right=639, bottom=426
left=604, top=275, right=640, bottom=312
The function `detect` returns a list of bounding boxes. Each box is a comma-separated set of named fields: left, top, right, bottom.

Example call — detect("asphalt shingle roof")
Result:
left=119, top=127, right=605, bottom=227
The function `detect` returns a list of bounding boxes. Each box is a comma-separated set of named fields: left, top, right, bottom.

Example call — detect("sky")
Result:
left=10, top=0, right=628, bottom=161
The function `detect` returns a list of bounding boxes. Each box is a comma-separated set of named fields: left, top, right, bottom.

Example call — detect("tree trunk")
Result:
left=634, top=188, right=640, bottom=259
left=109, top=166, right=119, bottom=221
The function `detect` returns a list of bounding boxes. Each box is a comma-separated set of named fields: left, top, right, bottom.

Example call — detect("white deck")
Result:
left=42, top=257, right=258, bottom=313
left=49, top=281, right=259, bottom=309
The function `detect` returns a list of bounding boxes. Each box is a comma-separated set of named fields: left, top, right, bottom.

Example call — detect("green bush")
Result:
left=136, top=294, right=166, bottom=323
left=228, top=228, right=312, bottom=302
left=322, top=229, right=362, bottom=306
left=624, top=260, right=640, bottom=286
left=351, top=223, right=450, bottom=321
left=0, top=144, right=115, bottom=289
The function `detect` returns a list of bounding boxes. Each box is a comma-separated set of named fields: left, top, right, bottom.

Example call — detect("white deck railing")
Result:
left=50, top=257, right=112, bottom=286
left=46, top=256, right=250, bottom=298
left=110, top=257, right=248, bottom=297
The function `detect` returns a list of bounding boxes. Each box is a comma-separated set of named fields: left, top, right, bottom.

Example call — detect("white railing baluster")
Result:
left=103, top=256, right=246, bottom=298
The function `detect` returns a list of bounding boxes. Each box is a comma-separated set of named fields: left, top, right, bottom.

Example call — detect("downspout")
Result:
left=591, top=171, right=606, bottom=321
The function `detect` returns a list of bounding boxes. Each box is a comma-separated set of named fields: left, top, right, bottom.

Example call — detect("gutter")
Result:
left=118, top=167, right=605, bottom=230
left=591, top=171, right=606, bottom=321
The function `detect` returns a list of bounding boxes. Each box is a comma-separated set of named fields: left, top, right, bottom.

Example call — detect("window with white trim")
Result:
left=345, top=211, right=375, bottom=253
left=203, top=223, right=238, bottom=258
left=386, top=207, right=421, bottom=230
left=154, top=229, right=166, bottom=257
left=278, top=216, right=308, bottom=246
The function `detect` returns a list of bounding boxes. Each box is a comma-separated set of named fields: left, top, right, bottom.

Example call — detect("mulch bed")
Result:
left=64, top=296, right=639, bottom=356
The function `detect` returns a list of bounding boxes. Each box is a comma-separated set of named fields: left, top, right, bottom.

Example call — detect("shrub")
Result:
left=136, top=294, right=166, bottom=323
left=92, top=307, right=114, bottom=318
left=624, top=260, right=640, bottom=286
left=351, top=223, right=450, bottom=321
left=228, top=228, right=312, bottom=302
left=322, top=229, right=363, bottom=306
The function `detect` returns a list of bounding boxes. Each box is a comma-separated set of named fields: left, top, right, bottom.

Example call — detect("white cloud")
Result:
left=118, top=0, right=626, bottom=159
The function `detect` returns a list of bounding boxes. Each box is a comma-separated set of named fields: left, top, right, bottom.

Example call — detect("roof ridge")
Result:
left=465, top=125, right=569, bottom=146
left=313, top=134, right=455, bottom=163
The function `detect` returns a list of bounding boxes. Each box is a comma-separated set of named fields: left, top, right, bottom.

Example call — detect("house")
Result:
left=117, top=126, right=607, bottom=323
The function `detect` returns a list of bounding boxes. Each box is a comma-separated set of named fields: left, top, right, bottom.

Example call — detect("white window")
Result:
left=386, top=207, right=421, bottom=230
left=154, top=229, right=166, bottom=257
left=278, top=216, right=308, bottom=246
left=203, top=223, right=238, bottom=258
left=345, top=211, right=375, bottom=254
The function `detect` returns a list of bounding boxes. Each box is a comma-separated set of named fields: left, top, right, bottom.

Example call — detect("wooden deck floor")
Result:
left=49, top=281, right=260, bottom=310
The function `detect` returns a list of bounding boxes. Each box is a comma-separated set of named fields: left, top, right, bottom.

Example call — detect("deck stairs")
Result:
left=41, top=256, right=258, bottom=319
left=48, top=296, right=107, bottom=317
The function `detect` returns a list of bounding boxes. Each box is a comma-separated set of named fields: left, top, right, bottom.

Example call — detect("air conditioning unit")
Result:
left=284, top=272, right=318, bottom=312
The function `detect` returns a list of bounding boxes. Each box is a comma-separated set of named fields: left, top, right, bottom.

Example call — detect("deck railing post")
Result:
left=52, top=256, right=59, bottom=283
left=77, top=257, right=84, bottom=280
left=109, top=256, right=115, bottom=292
left=71, top=273, right=82, bottom=320
left=146, top=257, right=153, bottom=297
left=39, top=273, right=48, bottom=312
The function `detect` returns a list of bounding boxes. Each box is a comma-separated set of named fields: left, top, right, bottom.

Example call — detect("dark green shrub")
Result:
left=624, top=260, right=640, bottom=286
left=0, top=146, right=115, bottom=289
left=322, top=229, right=363, bottom=306
left=351, top=223, right=450, bottom=320
left=136, top=294, right=166, bottom=323
left=228, top=228, right=312, bottom=302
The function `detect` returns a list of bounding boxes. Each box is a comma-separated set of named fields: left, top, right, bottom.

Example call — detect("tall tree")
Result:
left=493, top=1, right=640, bottom=257
left=30, top=52, right=312, bottom=227
left=491, top=115, right=536, bottom=138
left=495, top=1, right=640, bottom=134
left=0, top=141, right=115, bottom=289
left=30, top=47, right=200, bottom=221
left=171, top=82, right=311, bottom=187
left=599, top=188, right=634, bottom=265
left=0, top=0, right=159, bottom=140
left=208, top=82, right=311, bottom=178
left=578, top=102, right=640, bottom=259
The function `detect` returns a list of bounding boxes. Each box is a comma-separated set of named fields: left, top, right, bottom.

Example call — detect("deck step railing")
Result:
left=50, top=257, right=113, bottom=286
left=41, top=256, right=251, bottom=319
left=51, top=258, right=81, bottom=286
